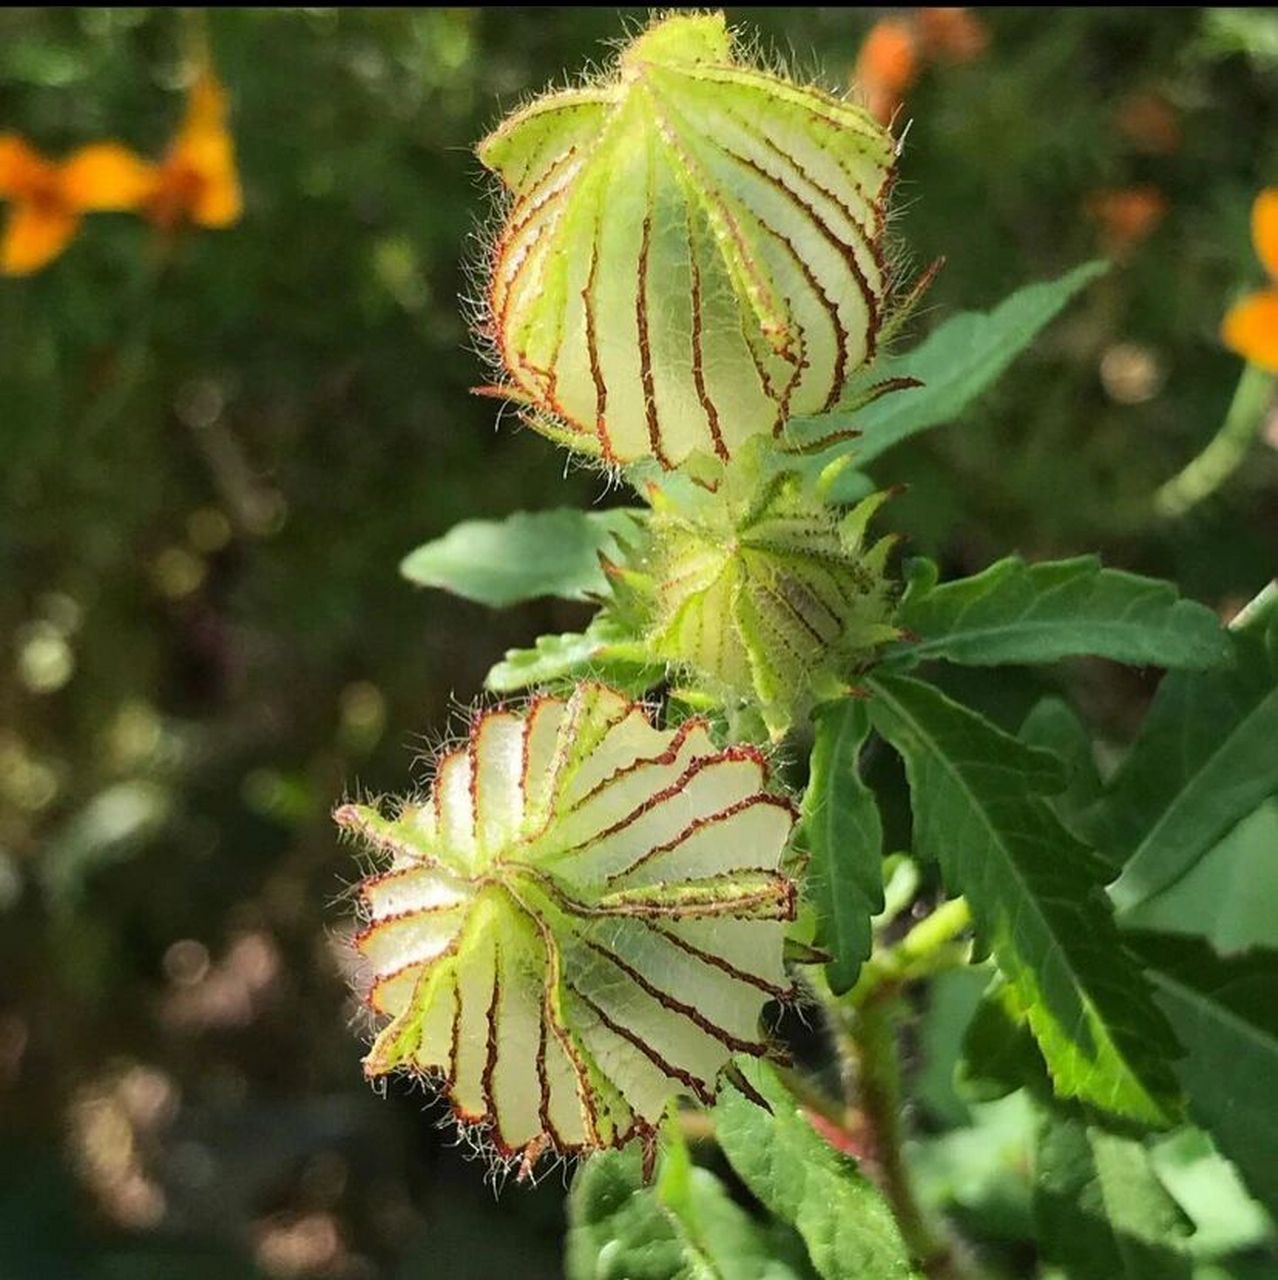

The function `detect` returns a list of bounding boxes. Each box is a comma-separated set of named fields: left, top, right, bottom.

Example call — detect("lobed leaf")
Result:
left=1095, top=603, right=1278, bottom=910
left=786, top=261, right=1107, bottom=470
left=799, top=698, right=884, bottom=994
left=400, top=507, right=642, bottom=607
left=1126, top=931, right=1278, bottom=1217
left=866, top=672, right=1182, bottom=1127
left=714, top=1058, right=917, bottom=1280
left=1034, top=1108, right=1194, bottom=1280
left=888, top=555, right=1231, bottom=671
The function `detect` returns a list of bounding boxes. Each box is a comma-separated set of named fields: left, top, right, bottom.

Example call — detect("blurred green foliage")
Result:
left=1, top=8, right=1275, bottom=1278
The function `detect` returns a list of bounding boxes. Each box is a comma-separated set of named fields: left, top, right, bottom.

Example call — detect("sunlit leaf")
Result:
left=567, top=1138, right=814, bottom=1280
left=787, top=261, right=1106, bottom=476
left=484, top=615, right=664, bottom=696
left=400, top=508, right=642, bottom=607
left=867, top=672, right=1182, bottom=1126
left=888, top=555, right=1231, bottom=671
left=714, top=1058, right=917, bottom=1280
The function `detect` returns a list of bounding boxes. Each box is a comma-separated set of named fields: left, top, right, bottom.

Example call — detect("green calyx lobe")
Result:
left=478, top=11, right=896, bottom=471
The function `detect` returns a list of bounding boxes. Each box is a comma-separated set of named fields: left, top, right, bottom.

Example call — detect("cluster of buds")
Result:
left=476, top=10, right=908, bottom=735
left=344, top=11, right=914, bottom=1174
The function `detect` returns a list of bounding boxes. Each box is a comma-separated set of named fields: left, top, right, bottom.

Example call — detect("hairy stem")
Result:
left=851, top=895, right=973, bottom=1004
left=820, top=896, right=978, bottom=1277
left=1154, top=362, right=1276, bottom=519
left=851, top=992, right=946, bottom=1267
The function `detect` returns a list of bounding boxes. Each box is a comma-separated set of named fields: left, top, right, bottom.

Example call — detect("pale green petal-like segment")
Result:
left=338, top=682, right=797, bottom=1169
left=479, top=12, right=894, bottom=468
left=479, top=89, right=613, bottom=192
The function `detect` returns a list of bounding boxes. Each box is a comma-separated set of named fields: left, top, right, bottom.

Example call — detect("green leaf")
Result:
left=800, top=699, right=884, bottom=995
left=1035, top=1108, right=1194, bottom=1280
left=1126, top=932, right=1278, bottom=1217
left=786, top=261, right=1107, bottom=468
left=958, top=978, right=1052, bottom=1104
left=866, top=672, right=1182, bottom=1127
left=1095, top=608, right=1278, bottom=909
left=908, top=1092, right=1038, bottom=1243
left=1151, top=1128, right=1273, bottom=1262
left=1020, top=697, right=1103, bottom=833
left=1121, top=799, right=1278, bottom=954
left=888, top=556, right=1231, bottom=671
left=714, top=1059, right=917, bottom=1280
left=400, top=508, right=642, bottom=607
left=567, top=1142, right=812, bottom=1280
left=483, top=616, right=664, bottom=695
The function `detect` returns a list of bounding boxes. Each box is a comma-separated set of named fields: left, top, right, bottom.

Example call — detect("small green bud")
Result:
left=610, top=459, right=900, bottom=737
left=478, top=11, right=896, bottom=470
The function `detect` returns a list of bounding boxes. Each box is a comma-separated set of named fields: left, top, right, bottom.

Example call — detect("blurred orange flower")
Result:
left=1221, top=189, right=1278, bottom=373
left=854, top=19, right=920, bottom=125
left=1115, top=91, right=1182, bottom=156
left=1086, top=185, right=1167, bottom=257
left=853, top=9, right=988, bottom=126
left=143, top=69, right=241, bottom=231
left=917, top=7, right=989, bottom=63
left=0, top=135, right=153, bottom=274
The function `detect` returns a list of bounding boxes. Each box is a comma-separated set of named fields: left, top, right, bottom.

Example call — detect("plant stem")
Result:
left=1154, top=362, right=1276, bottom=519
left=851, top=895, right=973, bottom=1005
left=1229, top=579, right=1278, bottom=633
left=819, top=897, right=977, bottom=1277
left=852, top=993, right=947, bottom=1265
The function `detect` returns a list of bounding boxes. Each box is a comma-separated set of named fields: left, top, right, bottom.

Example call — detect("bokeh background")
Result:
left=2, top=8, right=1276, bottom=1278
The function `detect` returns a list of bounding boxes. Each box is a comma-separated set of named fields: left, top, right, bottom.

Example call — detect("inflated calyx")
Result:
left=338, top=683, right=796, bottom=1172
left=479, top=11, right=897, bottom=469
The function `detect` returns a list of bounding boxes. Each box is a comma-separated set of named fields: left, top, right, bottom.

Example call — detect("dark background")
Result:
left=1, top=8, right=1275, bottom=1278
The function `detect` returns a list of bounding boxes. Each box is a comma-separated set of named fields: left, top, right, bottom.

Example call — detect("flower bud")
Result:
left=479, top=12, right=896, bottom=469
left=610, top=465, right=900, bottom=737
left=338, top=683, right=796, bottom=1172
